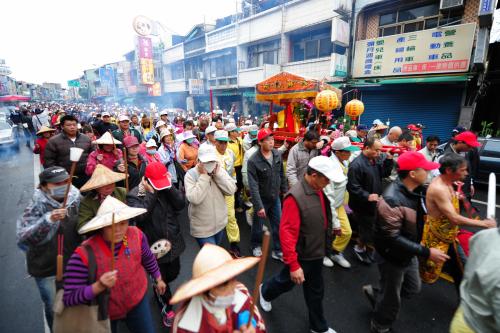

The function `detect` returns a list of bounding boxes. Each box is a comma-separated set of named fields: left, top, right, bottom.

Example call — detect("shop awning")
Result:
left=349, top=74, right=470, bottom=86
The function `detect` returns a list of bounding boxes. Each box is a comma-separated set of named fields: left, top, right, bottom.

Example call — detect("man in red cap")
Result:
left=363, top=152, right=449, bottom=333
left=440, top=130, right=481, bottom=200
left=127, top=162, right=186, bottom=327
left=247, top=128, right=287, bottom=259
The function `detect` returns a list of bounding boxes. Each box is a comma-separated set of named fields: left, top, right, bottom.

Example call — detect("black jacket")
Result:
left=94, top=121, right=118, bottom=136
left=127, top=185, right=186, bottom=264
left=374, top=181, right=430, bottom=267
left=347, top=153, right=394, bottom=213
left=247, top=148, right=287, bottom=211
left=117, top=154, right=147, bottom=190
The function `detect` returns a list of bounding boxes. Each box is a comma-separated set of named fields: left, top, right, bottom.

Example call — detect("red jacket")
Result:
left=280, top=192, right=328, bottom=272
left=33, top=137, right=49, bottom=165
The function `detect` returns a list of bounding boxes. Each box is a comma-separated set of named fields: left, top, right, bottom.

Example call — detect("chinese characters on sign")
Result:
left=137, top=36, right=155, bottom=85
left=353, top=23, right=476, bottom=78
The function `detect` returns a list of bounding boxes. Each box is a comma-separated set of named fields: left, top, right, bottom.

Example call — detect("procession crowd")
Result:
left=12, top=102, right=499, bottom=333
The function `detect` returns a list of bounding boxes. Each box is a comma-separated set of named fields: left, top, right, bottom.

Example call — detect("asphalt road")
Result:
left=0, top=145, right=498, bottom=333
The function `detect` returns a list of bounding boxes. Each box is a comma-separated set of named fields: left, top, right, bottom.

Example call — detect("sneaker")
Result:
left=323, top=256, right=334, bottom=267
left=252, top=246, right=262, bottom=257
left=229, top=243, right=242, bottom=258
left=354, top=249, right=372, bottom=265
left=370, top=320, right=392, bottom=333
left=235, top=207, right=244, bottom=213
left=271, top=251, right=283, bottom=262
left=243, top=200, right=253, bottom=209
left=330, top=253, right=351, bottom=268
left=363, top=284, right=376, bottom=310
left=310, top=328, right=337, bottom=333
left=259, top=284, right=272, bottom=312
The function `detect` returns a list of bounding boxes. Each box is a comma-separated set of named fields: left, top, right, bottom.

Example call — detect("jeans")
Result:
left=34, top=276, right=56, bottom=330
left=373, top=257, right=421, bottom=329
left=251, top=197, right=281, bottom=252
left=111, top=294, right=155, bottom=333
left=195, top=229, right=225, bottom=248
left=262, top=259, right=328, bottom=332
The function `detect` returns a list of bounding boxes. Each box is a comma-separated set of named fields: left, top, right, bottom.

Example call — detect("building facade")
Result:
left=350, top=0, right=494, bottom=141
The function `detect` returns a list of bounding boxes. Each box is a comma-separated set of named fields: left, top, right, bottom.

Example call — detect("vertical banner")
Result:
left=137, top=36, right=155, bottom=84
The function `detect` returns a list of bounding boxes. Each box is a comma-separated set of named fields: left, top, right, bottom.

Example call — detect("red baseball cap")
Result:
left=145, top=162, right=172, bottom=190
left=397, top=151, right=440, bottom=171
left=407, top=124, right=419, bottom=131
left=123, top=135, right=140, bottom=148
left=257, top=128, right=273, bottom=142
left=454, top=131, right=481, bottom=147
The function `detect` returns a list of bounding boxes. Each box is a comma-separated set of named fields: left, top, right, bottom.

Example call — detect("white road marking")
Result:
left=471, top=199, right=500, bottom=209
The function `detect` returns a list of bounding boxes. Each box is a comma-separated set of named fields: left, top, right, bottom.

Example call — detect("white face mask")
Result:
left=207, top=293, right=234, bottom=309
left=204, top=161, right=217, bottom=174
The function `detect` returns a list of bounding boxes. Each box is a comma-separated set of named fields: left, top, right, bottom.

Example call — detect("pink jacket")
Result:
left=85, top=149, right=123, bottom=176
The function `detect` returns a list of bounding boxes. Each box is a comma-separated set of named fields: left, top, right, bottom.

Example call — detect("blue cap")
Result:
left=357, top=124, right=368, bottom=131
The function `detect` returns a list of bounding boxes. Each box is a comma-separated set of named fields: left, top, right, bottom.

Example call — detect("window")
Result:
left=378, top=3, right=461, bottom=37
left=291, top=27, right=332, bottom=62
left=483, top=140, right=500, bottom=157
left=208, top=53, right=237, bottom=78
left=247, top=40, right=280, bottom=68
left=171, top=62, right=184, bottom=80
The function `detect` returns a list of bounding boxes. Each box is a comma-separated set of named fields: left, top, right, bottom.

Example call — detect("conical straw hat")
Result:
left=170, top=244, right=260, bottom=304
left=93, top=132, right=122, bottom=145
left=80, top=164, right=126, bottom=192
left=78, top=196, right=146, bottom=234
left=36, top=126, right=56, bottom=135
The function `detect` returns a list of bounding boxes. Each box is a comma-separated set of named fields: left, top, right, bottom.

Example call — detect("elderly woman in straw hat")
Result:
left=78, top=164, right=127, bottom=230
left=170, top=244, right=266, bottom=333
left=33, top=126, right=56, bottom=165
left=85, top=132, right=123, bottom=176
left=63, top=196, right=166, bottom=333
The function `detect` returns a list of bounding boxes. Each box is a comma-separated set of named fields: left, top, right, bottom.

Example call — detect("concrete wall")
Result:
left=163, top=44, right=184, bottom=64
left=282, top=57, right=331, bottom=80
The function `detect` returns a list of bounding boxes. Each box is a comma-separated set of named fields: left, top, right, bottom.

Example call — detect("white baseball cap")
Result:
left=331, top=137, right=360, bottom=152
left=205, top=125, right=217, bottom=135
left=224, top=123, right=240, bottom=132
left=198, top=145, right=218, bottom=163
left=118, top=114, right=130, bottom=122
left=214, top=130, right=229, bottom=142
left=155, top=120, right=166, bottom=129
left=159, top=110, right=169, bottom=116
left=308, top=156, right=346, bottom=183
left=146, top=139, right=157, bottom=148
left=102, top=112, right=111, bottom=117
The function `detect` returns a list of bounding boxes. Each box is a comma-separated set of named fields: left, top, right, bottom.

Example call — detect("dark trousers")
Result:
left=111, top=294, right=155, bottom=333
left=251, top=197, right=281, bottom=252
left=373, top=257, right=421, bottom=329
left=156, top=258, right=181, bottom=313
left=352, top=210, right=377, bottom=246
left=262, top=259, right=328, bottom=332
left=234, top=165, right=243, bottom=208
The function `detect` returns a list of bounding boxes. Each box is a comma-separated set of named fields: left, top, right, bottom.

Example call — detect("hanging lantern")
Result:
left=315, top=90, right=339, bottom=113
left=345, top=99, right=365, bottom=120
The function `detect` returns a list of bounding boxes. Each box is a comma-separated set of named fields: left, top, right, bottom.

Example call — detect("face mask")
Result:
left=186, top=138, right=194, bottom=144
left=204, top=161, right=217, bottom=174
left=207, top=293, right=234, bottom=309
left=146, top=149, right=157, bottom=155
left=49, top=184, right=67, bottom=198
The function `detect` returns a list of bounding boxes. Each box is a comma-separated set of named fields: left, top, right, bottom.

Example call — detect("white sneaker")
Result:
left=252, top=246, right=262, bottom=257
left=330, top=253, right=351, bottom=269
left=271, top=251, right=283, bottom=262
left=259, top=284, right=272, bottom=312
left=323, top=256, right=334, bottom=267
left=310, top=328, right=337, bottom=333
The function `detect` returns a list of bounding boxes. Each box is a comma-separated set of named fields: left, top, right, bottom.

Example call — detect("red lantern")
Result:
left=315, top=90, right=339, bottom=113
left=345, top=99, right=365, bottom=120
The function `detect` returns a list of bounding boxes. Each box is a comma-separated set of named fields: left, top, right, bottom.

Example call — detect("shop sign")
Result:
left=188, top=79, right=205, bottom=95
left=353, top=23, right=476, bottom=78
left=330, top=53, right=347, bottom=78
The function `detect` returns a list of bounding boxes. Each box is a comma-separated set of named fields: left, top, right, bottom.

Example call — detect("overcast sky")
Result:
left=0, top=0, right=238, bottom=86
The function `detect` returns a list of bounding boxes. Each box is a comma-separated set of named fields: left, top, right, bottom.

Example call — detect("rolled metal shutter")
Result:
left=357, top=84, right=463, bottom=143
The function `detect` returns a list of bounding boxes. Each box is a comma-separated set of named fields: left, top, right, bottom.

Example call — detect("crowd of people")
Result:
left=13, top=101, right=498, bottom=333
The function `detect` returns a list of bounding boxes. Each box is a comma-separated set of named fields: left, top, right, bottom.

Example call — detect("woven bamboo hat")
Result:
left=170, top=244, right=259, bottom=304
left=93, top=132, right=122, bottom=145
left=36, top=126, right=56, bottom=135
left=78, top=196, right=146, bottom=234
left=80, top=164, right=126, bottom=192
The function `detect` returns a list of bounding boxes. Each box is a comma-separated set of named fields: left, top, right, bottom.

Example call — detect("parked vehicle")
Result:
left=0, top=120, right=20, bottom=151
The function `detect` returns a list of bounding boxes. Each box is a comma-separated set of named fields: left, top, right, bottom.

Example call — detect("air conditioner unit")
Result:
left=439, top=0, right=464, bottom=11
left=197, top=72, right=204, bottom=79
